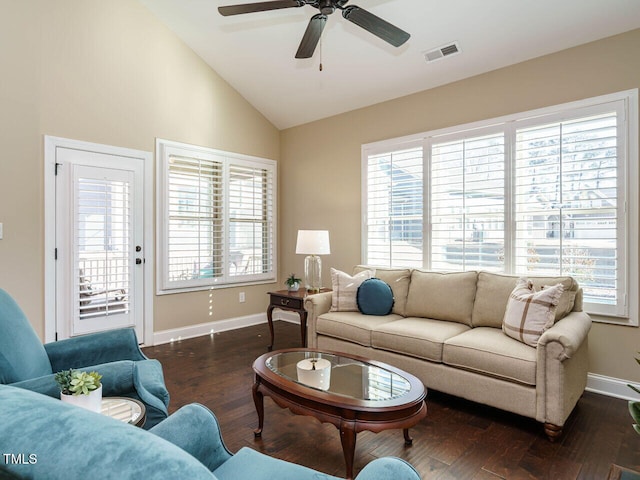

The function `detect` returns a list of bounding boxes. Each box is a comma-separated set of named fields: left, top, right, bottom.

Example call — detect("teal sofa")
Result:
left=0, top=289, right=169, bottom=428
left=0, top=385, right=421, bottom=480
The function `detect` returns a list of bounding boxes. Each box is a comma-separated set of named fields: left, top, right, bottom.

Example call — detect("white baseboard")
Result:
left=586, top=373, right=640, bottom=401
left=277, top=311, right=301, bottom=324
left=152, top=310, right=300, bottom=345
left=152, top=312, right=267, bottom=345
left=152, top=315, right=638, bottom=402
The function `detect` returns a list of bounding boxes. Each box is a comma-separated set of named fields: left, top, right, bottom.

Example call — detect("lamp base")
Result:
left=304, top=255, right=322, bottom=293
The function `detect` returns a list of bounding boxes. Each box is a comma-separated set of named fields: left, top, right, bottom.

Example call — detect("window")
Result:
left=362, top=90, right=638, bottom=323
left=157, top=139, right=276, bottom=293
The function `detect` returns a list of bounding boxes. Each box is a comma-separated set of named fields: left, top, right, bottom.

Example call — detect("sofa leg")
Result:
left=544, top=423, right=562, bottom=442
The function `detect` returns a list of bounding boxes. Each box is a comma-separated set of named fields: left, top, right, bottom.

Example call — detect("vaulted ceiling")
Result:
left=138, top=0, right=640, bottom=129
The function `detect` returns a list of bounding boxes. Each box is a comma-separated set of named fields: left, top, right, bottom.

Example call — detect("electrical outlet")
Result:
left=239, top=292, right=246, bottom=303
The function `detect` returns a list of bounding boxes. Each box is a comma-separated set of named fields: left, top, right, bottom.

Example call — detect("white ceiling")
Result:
left=138, top=0, right=640, bottom=130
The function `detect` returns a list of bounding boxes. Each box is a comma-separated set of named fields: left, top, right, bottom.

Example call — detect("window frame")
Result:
left=157, top=138, right=277, bottom=294
left=362, top=90, right=638, bottom=325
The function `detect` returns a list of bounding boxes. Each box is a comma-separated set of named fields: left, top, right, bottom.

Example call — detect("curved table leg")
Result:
left=403, top=428, right=413, bottom=446
left=266, top=305, right=275, bottom=351
left=339, top=419, right=357, bottom=480
left=299, top=311, right=308, bottom=347
left=252, top=377, right=264, bottom=438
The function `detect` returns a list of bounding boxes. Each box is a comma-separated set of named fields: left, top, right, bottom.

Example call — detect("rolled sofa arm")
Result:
left=536, top=310, right=592, bottom=429
left=304, top=291, right=332, bottom=348
left=538, top=311, right=592, bottom=360
left=150, top=403, right=232, bottom=472
left=44, top=327, right=146, bottom=372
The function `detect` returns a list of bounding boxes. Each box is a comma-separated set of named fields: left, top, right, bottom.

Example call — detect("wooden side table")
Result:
left=266, top=288, right=330, bottom=350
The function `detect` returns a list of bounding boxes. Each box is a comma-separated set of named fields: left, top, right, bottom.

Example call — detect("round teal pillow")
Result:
left=356, top=278, right=394, bottom=316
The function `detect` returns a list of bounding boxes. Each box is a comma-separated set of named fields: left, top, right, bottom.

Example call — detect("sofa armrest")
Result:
left=304, top=291, right=332, bottom=348
left=355, top=457, right=421, bottom=480
left=536, top=311, right=592, bottom=428
left=44, top=328, right=146, bottom=372
left=538, top=311, right=592, bottom=360
left=150, top=403, right=233, bottom=472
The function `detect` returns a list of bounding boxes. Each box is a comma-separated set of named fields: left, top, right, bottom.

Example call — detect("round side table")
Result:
left=101, top=397, right=146, bottom=428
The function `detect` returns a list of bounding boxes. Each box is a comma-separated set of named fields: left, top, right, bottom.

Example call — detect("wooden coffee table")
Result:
left=252, top=348, right=427, bottom=479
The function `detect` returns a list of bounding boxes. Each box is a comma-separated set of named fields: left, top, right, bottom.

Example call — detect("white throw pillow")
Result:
left=330, top=268, right=373, bottom=312
left=502, top=277, right=564, bottom=347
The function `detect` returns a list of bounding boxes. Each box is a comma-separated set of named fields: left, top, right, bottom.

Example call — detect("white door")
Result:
left=55, top=147, right=144, bottom=339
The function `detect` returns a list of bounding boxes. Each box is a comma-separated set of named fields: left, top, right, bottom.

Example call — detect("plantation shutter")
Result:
left=166, top=154, right=223, bottom=287
left=228, top=162, right=275, bottom=278
left=364, top=145, right=423, bottom=268
left=514, top=111, right=622, bottom=315
left=75, top=172, right=132, bottom=320
left=430, top=133, right=505, bottom=272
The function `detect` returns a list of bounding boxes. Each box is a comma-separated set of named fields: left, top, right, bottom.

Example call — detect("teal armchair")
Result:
left=0, top=385, right=421, bottom=480
left=0, top=289, right=169, bottom=428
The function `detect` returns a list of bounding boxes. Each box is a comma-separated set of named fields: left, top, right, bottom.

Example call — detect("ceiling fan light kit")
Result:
left=218, top=0, right=410, bottom=59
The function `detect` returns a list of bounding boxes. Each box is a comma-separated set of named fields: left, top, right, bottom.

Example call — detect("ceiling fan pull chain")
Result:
left=319, top=37, right=323, bottom=71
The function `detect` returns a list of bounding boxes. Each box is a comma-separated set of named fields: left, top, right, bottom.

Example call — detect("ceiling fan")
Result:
left=218, top=0, right=410, bottom=59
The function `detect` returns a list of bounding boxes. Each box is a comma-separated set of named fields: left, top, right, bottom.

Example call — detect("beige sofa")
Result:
left=304, top=267, right=592, bottom=441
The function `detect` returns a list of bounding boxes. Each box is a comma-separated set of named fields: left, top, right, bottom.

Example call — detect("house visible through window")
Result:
left=362, top=90, right=638, bottom=323
left=157, top=140, right=276, bottom=293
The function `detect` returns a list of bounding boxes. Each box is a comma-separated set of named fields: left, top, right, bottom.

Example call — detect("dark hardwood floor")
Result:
left=143, top=321, right=640, bottom=479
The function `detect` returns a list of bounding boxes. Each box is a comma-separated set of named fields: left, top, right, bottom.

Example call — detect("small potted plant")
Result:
left=285, top=273, right=302, bottom=292
left=55, top=369, right=103, bottom=413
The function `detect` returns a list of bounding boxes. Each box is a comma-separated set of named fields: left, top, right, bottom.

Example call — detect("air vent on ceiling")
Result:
left=423, top=42, right=461, bottom=63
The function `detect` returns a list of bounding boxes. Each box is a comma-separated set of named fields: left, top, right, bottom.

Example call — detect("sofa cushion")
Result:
left=472, top=271, right=578, bottom=328
left=372, top=317, right=470, bottom=363
left=354, top=266, right=412, bottom=316
left=316, top=311, right=401, bottom=347
left=330, top=268, right=373, bottom=312
left=502, top=278, right=564, bottom=347
left=405, top=270, right=477, bottom=326
left=357, top=278, right=394, bottom=316
left=443, top=328, right=537, bottom=386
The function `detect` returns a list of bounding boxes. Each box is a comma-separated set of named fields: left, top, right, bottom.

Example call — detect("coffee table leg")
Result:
left=252, top=378, right=264, bottom=438
left=403, top=428, right=413, bottom=445
left=339, top=420, right=357, bottom=480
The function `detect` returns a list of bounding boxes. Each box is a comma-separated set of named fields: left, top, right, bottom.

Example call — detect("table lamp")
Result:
left=295, top=230, right=330, bottom=292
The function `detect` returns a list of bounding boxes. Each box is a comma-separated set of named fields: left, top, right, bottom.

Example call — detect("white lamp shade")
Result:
left=295, top=230, right=331, bottom=255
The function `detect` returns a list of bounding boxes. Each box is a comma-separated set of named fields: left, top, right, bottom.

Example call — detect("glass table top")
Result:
left=101, top=397, right=144, bottom=425
left=266, top=351, right=412, bottom=401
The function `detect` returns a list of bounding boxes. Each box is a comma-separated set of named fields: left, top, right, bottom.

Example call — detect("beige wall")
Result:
left=0, top=0, right=280, bottom=337
left=280, top=29, right=640, bottom=382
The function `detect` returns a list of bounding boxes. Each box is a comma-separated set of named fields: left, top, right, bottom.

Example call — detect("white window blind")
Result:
left=362, top=90, right=637, bottom=322
left=228, top=163, right=274, bottom=278
left=167, top=155, right=223, bottom=285
left=431, top=133, right=505, bottom=272
left=158, top=140, right=276, bottom=293
left=365, top=146, right=423, bottom=268
left=75, top=176, right=131, bottom=319
left=514, top=112, right=621, bottom=315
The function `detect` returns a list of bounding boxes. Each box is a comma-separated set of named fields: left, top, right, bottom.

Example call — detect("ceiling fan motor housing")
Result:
left=318, top=0, right=336, bottom=15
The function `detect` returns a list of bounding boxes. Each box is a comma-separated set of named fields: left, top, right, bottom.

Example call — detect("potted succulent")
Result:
left=55, top=369, right=103, bottom=413
left=285, top=273, right=302, bottom=292
left=629, top=353, right=640, bottom=435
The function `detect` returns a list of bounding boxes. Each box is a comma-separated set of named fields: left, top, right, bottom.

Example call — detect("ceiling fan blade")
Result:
left=295, top=14, right=327, bottom=59
left=218, top=0, right=304, bottom=16
left=341, top=5, right=410, bottom=47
